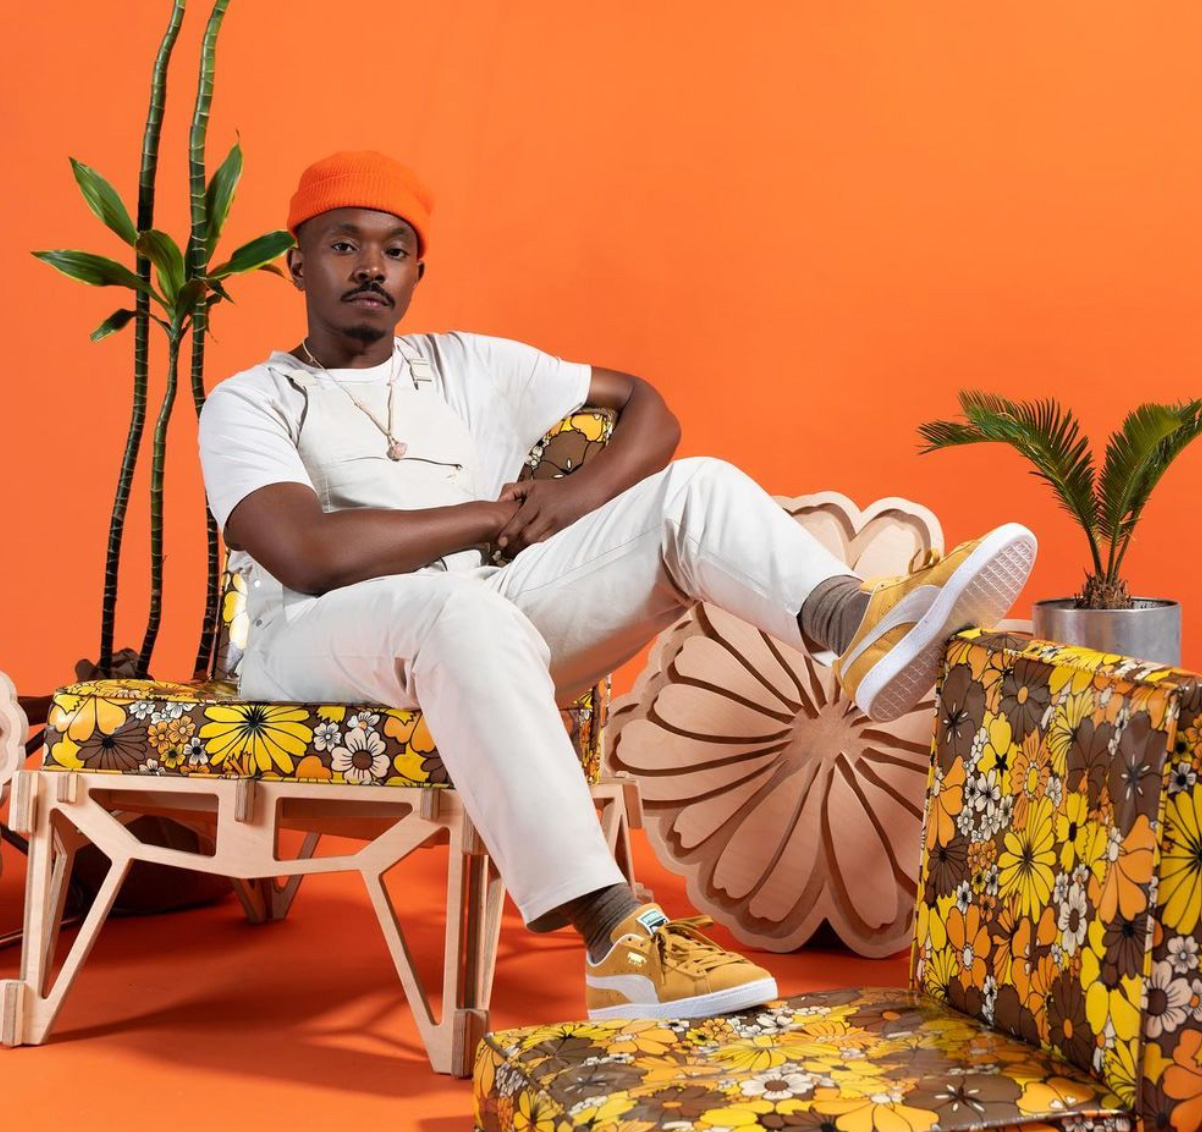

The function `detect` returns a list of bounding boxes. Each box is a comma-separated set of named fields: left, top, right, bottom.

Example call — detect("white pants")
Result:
left=240, top=457, right=853, bottom=926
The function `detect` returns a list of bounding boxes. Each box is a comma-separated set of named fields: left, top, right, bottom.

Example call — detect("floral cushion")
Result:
left=40, top=678, right=606, bottom=786
left=913, top=630, right=1202, bottom=1130
left=473, top=987, right=1130, bottom=1131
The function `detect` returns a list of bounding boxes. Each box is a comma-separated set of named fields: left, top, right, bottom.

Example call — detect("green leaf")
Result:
left=915, top=419, right=987, bottom=450
left=917, top=390, right=1104, bottom=576
left=70, top=158, right=137, bottom=245
left=205, top=276, right=235, bottom=304
left=1110, top=399, right=1202, bottom=573
left=210, top=229, right=295, bottom=278
left=203, top=142, right=242, bottom=261
left=257, top=262, right=285, bottom=277
left=136, top=229, right=187, bottom=303
left=89, top=308, right=138, bottom=341
left=170, top=278, right=209, bottom=328
left=1097, top=403, right=1181, bottom=547
left=33, top=249, right=152, bottom=294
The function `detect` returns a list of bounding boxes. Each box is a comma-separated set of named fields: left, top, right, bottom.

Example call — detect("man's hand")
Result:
left=494, top=476, right=600, bottom=556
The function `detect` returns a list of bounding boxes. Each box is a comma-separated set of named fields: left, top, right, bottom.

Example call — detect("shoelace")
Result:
left=863, top=544, right=948, bottom=600
left=653, top=916, right=745, bottom=973
left=912, top=546, right=944, bottom=572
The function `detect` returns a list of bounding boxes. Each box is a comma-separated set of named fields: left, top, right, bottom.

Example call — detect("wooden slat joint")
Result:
left=54, top=773, right=80, bottom=804
left=233, top=779, right=257, bottom=823
left=419, top=789, right=441, bottom=821
left=461, top=814, right=485, bottom=856
left=0, top=979, right=27, bottom=1046
left=10, top=770, right=37, bottom=836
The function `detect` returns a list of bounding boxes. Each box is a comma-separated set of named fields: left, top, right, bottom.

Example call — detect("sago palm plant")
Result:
left=917, top=392, right=1202, bottom=609
left=33, top=0, right=293, bottom=679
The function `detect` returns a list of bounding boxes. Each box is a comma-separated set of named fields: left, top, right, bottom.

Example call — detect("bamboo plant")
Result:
left=96, top=0, right=186, bottom=681
left=33, top=0, right=294, bottom=679
left=917, top=391, right=1202, bottom=609
left=185, top=0, right=231, bottom=681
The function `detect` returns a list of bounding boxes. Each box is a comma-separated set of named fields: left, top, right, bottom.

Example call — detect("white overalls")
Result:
left=237, top=339, right=853, bottom=927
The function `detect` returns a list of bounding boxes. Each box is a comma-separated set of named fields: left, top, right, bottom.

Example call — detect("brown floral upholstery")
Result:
left=474, top=628, right=1202, bottom=1131
left=42, top=410, right=617, bottom=788
left=475, top=987, right=1131, bottom=1131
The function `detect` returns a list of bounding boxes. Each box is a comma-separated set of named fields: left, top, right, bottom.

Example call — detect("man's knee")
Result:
left=661, top=456, right=744, bottom=514
left=416, top=579, right=552, bottom=669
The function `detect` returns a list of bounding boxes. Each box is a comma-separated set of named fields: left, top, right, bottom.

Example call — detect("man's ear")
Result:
left=417, top=260, right=426, bottom=283
left=286, top=247, right=304, bottom=291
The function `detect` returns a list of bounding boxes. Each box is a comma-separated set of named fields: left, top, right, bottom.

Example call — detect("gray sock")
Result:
left=798, top=575, right=871, bottom=656
left=558, top=882, right=643, bottom=963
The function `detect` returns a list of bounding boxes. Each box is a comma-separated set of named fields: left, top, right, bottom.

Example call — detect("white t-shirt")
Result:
left=198, top=331, right=593, bottom=536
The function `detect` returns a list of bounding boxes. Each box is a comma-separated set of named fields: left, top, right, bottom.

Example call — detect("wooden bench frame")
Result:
left=0, top=759, right=645, bottom=1077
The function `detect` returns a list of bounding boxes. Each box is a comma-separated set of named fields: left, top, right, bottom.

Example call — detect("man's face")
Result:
left=287, top=207, right=425, bottom=344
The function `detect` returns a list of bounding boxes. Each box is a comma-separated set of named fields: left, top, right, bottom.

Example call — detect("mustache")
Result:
left=344, top=284, right=393, bottom=304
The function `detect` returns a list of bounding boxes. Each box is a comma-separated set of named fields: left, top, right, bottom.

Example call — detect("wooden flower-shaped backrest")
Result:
left=210, top=408, right=617, bottom=685
left=911, top=627, right=1202, bottom=1126
left=605, top=491, right=944, bottom=958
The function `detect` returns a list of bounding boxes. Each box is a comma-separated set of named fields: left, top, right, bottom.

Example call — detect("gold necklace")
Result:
left=301, top=338, right=407, bottom=460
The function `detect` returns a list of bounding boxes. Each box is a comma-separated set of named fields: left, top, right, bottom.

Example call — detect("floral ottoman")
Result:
left=474, top=629, right=1202, bottom=1131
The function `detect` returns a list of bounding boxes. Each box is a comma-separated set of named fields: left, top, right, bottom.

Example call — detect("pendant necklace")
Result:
left=300, top=338, right=408, bottom=460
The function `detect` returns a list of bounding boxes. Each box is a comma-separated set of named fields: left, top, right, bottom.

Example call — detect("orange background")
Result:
left=1, top=4, right=1201, bottom=1128
left=3, top=2, right=1202, bottom=694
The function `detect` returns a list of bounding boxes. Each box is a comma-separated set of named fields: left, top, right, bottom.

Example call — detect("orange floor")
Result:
left=0, top=833, right=910, bottom=1132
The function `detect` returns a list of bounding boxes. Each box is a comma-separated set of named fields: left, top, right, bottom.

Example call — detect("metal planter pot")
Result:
left=1031, top=598, right=1182, bottom=667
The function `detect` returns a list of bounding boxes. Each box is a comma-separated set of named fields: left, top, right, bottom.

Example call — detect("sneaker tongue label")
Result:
left=635, top=908, right=669, bottom=936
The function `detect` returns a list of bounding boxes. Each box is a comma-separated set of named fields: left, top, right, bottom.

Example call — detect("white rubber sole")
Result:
left=855, top=523, right=1038, bottom=723
left=586, top=976, right=779, bottom=1022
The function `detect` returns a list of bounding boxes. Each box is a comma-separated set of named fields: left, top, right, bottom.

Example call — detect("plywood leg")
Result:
left=231, top=832, right=321, bottom=923
left=268, top=832, right=321, bottom=919
left=39, top=820, right=84, bottom=991
left=357, top=811, right=502, bottom=1077
left=1, top=797, right=130, bottom=1046
left=362, top=866, right=445, bottom=1066
left=594, top=778, right=652, bottom=903
left=230, top=877, right=272, bottom=924
left=477, top=858, right=505, bottom=1009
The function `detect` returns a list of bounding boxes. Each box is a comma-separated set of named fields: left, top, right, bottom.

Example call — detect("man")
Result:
left=198, top=150, right=1036, bottom=1021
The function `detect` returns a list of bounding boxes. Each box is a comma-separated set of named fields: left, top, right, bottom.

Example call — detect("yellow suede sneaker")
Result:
left=585, top=904, right=778, bottom=1021
left=833, top=522, right=1037, bottom=723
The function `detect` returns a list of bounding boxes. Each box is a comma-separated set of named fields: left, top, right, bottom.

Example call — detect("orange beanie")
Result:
left=287, top=150, right=434, bottom=257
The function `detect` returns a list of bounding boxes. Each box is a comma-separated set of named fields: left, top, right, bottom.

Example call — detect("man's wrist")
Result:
left=566, top=470, right=609, bottom=514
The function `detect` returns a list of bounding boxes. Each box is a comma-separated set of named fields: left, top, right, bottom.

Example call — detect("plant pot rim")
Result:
left=1033, top=597, right=1180, bottom=612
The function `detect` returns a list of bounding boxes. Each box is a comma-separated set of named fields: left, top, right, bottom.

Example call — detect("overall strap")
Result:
left=394, top=337, right=435, bottom=388
left=265, top=364, right=317, bottom=434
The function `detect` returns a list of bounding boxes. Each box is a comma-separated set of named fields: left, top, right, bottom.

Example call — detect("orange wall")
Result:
left=3, top=2, right=1201, bottom=698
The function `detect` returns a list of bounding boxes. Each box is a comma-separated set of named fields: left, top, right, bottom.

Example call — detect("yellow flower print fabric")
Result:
left=42, top=410, right=616, bottom=788
left=911, top=629, right=1202, bottom=1131
left=474, top=630, right=1202, bottom=1132
left=42, top=678, right=605, bottom=787
left=473, top=987, right=1132, bottom=1132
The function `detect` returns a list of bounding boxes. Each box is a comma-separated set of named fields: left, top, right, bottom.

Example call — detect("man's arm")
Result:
left=495, top=366, right=681, bottom=552
left=226, top=487, right=515, bottom=595
left=223, top=365, right=678, bottom=592
left=568, top=367, right=682, bottom=506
